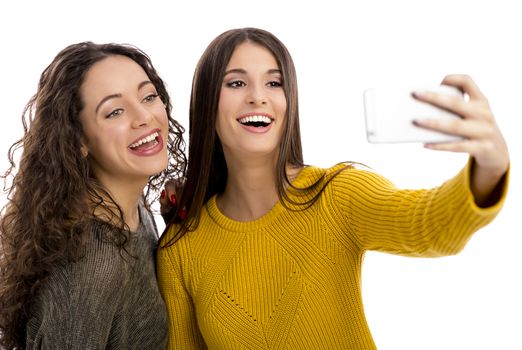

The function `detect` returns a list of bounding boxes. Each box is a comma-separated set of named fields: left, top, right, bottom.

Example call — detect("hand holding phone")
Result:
left=363, top=85, right=464, bottom=143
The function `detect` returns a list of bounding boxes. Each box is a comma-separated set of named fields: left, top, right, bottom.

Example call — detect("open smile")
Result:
left=237, top=114, right=273, bottom=129
left=128, top=129, right=163, bottom=155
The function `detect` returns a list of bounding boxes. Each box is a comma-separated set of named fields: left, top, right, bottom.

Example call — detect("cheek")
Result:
left=218, top=90, right=237, bottom=115
left=89, top=124, right=127, bottom=150
left=275, top=94, right=287, bottom=116
left=153, top=104, right=169, bottom=125
left=85, top=137, right=110, bottom=164
left=160, top=114, right=169, bottom=136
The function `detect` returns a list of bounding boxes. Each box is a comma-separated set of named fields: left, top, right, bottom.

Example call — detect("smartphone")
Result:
left=363, top=85, right=464, bottom=143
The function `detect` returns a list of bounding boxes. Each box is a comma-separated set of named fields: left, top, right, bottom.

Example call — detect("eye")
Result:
left=226, top=80, right=246, bottom=88
left=106, top=108, right=124, bottom=119
left=143, top=93, right=159, bottom=103
left=267, top=80, right=283, bottom=88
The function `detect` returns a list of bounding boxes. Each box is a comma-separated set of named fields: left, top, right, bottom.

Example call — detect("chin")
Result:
left=144, top=158, right=168, bottom=177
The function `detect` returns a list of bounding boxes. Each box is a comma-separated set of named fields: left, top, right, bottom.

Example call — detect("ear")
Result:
left=80, top=143, right=89, bottom=158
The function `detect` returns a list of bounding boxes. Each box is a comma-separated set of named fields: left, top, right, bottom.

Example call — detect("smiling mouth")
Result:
left=129, top=131, right=160, bottom=151
left=237, top=115, right=273, bottom=128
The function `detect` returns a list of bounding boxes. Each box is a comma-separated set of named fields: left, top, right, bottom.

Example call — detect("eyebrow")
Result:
left=224, top=68, right=282, bottom=76
left=94, top=80, right=154, bottom=113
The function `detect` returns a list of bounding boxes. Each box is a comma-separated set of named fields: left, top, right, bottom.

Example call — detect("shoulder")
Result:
left=46, top=221, right=133, bottom=289
left=27, top=223, right=128, bottom=332
left=298, top=162, right=396, bottom=192
left=158, top=222, right=181, bottom=250
left=138, top=204, right=159, bottom=238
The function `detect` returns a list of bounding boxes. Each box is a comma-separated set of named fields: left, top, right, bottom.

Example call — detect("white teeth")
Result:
left=129, top=132, right=159, bottom=149
left=238, top=115, right=272, bottom=124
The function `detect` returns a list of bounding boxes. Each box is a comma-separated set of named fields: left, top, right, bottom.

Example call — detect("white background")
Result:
left=1, top=1, right=520, bottom=349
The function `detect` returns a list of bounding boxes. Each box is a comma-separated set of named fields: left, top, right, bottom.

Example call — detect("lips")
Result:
left=128, top=129, right=163, bottom=156
left=237, top=114, right=273, bottom=127
left=236, top=113, right=274, bottom=134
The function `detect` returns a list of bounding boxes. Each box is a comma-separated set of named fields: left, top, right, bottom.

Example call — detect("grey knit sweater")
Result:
left=26, top=206, right=168, bottom=349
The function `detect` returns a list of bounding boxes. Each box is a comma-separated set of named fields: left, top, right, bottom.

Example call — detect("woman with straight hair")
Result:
left=158, top=27, right=509, bottom=349
left=0, top=42, right=186, bottom=349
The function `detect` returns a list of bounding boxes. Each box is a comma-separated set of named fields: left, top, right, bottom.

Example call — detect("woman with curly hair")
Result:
left=0, top=42, right=186, bottom=349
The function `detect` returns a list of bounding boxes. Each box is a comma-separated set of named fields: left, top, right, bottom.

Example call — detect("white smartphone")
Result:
left=363, top=85, right=464, bottom=143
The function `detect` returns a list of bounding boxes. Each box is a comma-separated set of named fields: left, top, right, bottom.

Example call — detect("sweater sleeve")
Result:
left=157, top=236, right=207, bottom=350
left=26, top=227, right=125, bottom=350
left=328, top=161, right=508, bottom=257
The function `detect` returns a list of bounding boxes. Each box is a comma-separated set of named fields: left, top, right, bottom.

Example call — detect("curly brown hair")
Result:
left=0, top=42, right=186, bottom=349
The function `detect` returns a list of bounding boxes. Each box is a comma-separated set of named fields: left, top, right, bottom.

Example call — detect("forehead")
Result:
left=81, top=55, right=150, bottom=103
left=227, top=42, right=279, bottom=70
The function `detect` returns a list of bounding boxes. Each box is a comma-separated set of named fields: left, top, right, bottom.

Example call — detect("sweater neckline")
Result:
left=205, top=166, right=319, bottom=232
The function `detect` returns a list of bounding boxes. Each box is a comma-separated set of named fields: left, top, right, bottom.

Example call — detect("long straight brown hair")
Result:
left=163, top=27, right=349, bottom=244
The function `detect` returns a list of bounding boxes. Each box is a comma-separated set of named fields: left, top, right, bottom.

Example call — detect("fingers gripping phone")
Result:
left=363, top=85, right=464, bottom=143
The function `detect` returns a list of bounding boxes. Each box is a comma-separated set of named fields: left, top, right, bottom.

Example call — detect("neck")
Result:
left=217, top=154, right=301, bottom=222
left=94, top=176, right=147, bottom=231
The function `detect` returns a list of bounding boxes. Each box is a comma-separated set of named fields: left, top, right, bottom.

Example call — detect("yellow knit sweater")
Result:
left=157, top=163, right=507, bottom=349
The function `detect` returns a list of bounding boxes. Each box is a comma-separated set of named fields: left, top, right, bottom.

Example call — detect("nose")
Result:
left=247, top=84, right=267, bottom=105
left=131, top=103, right=154, bottom=128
